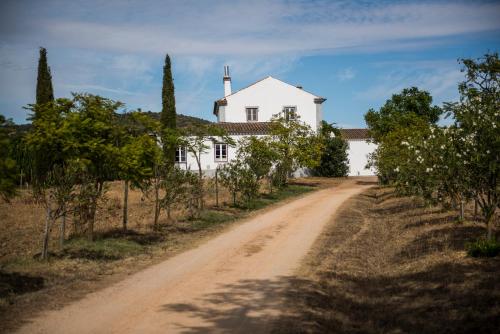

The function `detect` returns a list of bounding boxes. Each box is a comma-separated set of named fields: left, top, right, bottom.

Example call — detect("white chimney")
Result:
left=223, top=65, right=231, bottom=96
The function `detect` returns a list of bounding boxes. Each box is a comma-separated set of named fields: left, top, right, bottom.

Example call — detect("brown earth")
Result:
left=1, top=177, right=340, bottom=332
left=13, top=177, right=374, bottom=333
left=273, top=186, right=500, bottom=333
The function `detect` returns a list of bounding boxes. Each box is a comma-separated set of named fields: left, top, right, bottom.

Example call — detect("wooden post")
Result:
left=123, top=180, right=129, bottom=231
left=215, top=166, right=219, bottom=207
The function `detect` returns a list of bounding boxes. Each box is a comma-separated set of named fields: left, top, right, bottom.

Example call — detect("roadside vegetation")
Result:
left=366, top=52, right=499, bottom=252
left=0, top=47, right=349, bottom=330
left=274, top=186, right=500, bottom=333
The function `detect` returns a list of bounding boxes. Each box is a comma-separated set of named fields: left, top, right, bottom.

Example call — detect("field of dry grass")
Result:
left=274, top=186, right=499, bottom=333
left=0, top=177, right=340, bottom=332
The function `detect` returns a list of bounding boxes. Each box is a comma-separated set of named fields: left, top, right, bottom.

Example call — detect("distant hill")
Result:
left=7, top=112, right=212, bottom=135
left=137, top=111, right=212, bottom=128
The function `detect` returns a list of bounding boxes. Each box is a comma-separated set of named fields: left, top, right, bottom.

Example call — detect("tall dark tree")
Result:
left=313, top=121, right=349, bottom=177
left=36, top=47, right=54, bottom=107
left=161, top=54, right=177, bottom=165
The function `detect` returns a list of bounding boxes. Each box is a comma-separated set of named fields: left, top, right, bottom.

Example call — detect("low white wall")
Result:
left=346, top=140, right=377, bottom=176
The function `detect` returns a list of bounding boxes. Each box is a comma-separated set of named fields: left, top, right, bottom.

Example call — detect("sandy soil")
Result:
left=15, top=178, right=374, bottom=334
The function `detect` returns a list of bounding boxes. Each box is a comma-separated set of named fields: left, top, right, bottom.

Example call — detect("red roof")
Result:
left=215, top=122, right=371, bottom=140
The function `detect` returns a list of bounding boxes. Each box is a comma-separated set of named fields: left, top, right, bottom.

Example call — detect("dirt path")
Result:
left=16, top=178, right=374, bottom=334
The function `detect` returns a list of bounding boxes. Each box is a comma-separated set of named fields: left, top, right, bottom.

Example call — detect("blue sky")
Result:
left=1, top=0, right=499, bottom=127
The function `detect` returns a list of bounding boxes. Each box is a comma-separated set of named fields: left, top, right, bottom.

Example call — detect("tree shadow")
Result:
left=274, top=260, right=500, bottom=334
left=0, top=271, right=44, bottom=298
left=161, top=277, right=294, bottom=333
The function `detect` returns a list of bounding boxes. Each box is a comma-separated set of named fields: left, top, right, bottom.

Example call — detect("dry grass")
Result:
left=0, top=177, right=340, bottom=333
left=274, top=186, right=500, bottom=333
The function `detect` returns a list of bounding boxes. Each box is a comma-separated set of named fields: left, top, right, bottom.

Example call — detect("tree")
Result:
left=116, top=112, right=158, bottom=231
left=237, top=136, right=277, bottom=183
left=444, top=53, right=500, bottom=239
left=268, top=114, right=323, bottom=187
left=63, top=94, right=123, bottom=240
left=365, top=87, right=442, bottom=144
left=0, top=115, right=17, bottom=202
left=180, top=124, right=234, bottom=210
left=161, top=54, right=177, bottom=166
left=313, top=121, right=349, bottom=177
left=35, top=47, right=54, bottom=108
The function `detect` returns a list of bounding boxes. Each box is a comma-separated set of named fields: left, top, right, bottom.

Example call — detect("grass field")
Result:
left=0, top=177, right=335, bottom=332
left=273, top=186, right=499, bottom=333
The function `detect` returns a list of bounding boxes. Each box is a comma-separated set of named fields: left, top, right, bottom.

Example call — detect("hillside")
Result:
left=7, top=112, right=212, bottom=135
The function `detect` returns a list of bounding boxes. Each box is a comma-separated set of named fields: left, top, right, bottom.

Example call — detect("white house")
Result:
left=176, top=66, right=377, bottom=177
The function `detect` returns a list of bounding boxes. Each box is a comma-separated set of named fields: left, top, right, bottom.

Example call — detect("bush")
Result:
left=466, top=238, right=500, bottom=258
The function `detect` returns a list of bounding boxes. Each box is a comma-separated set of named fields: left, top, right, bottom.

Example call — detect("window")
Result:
left=175, top=147, right=186, bottom=163
left=246, top=107, right=258, bottom=122
left=214, top=143, right=228, bottom=161
left=283, top=106, right=297, bottom=121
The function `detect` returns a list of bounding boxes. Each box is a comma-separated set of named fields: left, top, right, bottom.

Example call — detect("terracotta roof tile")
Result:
left=216, top=122, right=272, bottom=135
left=339, top=128, right=370, bottom=140
left=216, top=122, right=371, bottom=140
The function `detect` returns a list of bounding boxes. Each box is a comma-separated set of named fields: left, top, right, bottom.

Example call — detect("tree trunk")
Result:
left=167, top=205, right=171, bottom=221
left=154, top=183, right=160, bottom=229
left=59, top=211, right=66, bottom=248
left=233, top=192, right=236, bottom=206
left=459, top=201, right=465, bottom=221
left=486, top=214, right=493, bottom=240
left=42, top=206, right=51, bottom=260
left=474, top=199, right=478, bottom=220
left=123, top=180, right=129, bottom=231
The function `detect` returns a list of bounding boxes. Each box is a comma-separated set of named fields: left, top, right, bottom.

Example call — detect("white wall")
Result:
left=346, top=140, right=377, bottom=176
left=178, top=135, right=247, bottom=176
left=223, top=77, right=321, bottom=130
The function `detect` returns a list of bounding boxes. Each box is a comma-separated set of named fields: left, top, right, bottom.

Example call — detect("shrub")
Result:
left=466, top=238, right=500, bottom=258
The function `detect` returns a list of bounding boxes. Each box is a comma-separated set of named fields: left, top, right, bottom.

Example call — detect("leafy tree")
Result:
left=365, top=87, right=442, bottom=143
left=268, top=114, right=323, bottom=187
left=219, top=160, right=246, bottom=205
left=0, top=115, right=18, bottom=202
left=444, top=53, right=500, bottom=239
left=35, top=47, right=54, bottom=109
left=116, top=112, right=158, bottom=231
left=161, top=54, right=177, bottom=166
left=180, top=124, right=234, bottom=210
left=237, top=136, right=277, bottom=183
left=68, top=94, right=124, bottom=240
left=313, top=121, right=349, bottom=177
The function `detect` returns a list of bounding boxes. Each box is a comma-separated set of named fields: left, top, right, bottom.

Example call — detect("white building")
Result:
left=177, top=66, right=377, bottom=177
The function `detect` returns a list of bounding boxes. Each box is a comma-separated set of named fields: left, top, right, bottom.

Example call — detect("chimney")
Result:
left=223, top=65, right=231, bottom=96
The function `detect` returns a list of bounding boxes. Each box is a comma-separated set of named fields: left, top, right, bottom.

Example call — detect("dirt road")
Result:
left=17, top=179, right=373, bottom=334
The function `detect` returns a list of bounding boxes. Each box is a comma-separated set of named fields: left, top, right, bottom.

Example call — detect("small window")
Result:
left=246, top=107, right=258, bottom=122
left=283, top=106, right=297, bottom=121
left=214, top=143, right=228, bottom=161
left=175, top=147, right=186, bottom=163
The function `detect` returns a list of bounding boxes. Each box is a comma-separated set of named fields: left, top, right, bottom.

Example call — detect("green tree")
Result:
left=116, top=111, right=158, bottom=231
left=0, top=115, right=18, bottom=202
left=180, top=124, right=234, bottom=210
left=445, top=53, right=500, bottom=239
left=63, top=93, right=124, bottom=240
left=35, top=47, right=54, bottom=108
left=365, top=87, right=442, bottom=144
left=313, top=121, right=349, bottom=177
left=237, top=136, right=277, bottom=183
left=268, top=114, right=323, bottom=187
left=161, top=54, right=177, bottom=166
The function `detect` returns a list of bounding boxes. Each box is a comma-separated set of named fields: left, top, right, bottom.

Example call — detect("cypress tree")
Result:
left=160, top=54, right=177, bottom=165
left=36, top=47, right=54, bottom=106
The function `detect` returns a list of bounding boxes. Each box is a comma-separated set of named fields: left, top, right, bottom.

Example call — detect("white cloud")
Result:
left=1, top=0, right=499, bottom=122
left=337, top=68, right=356, bottom=81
